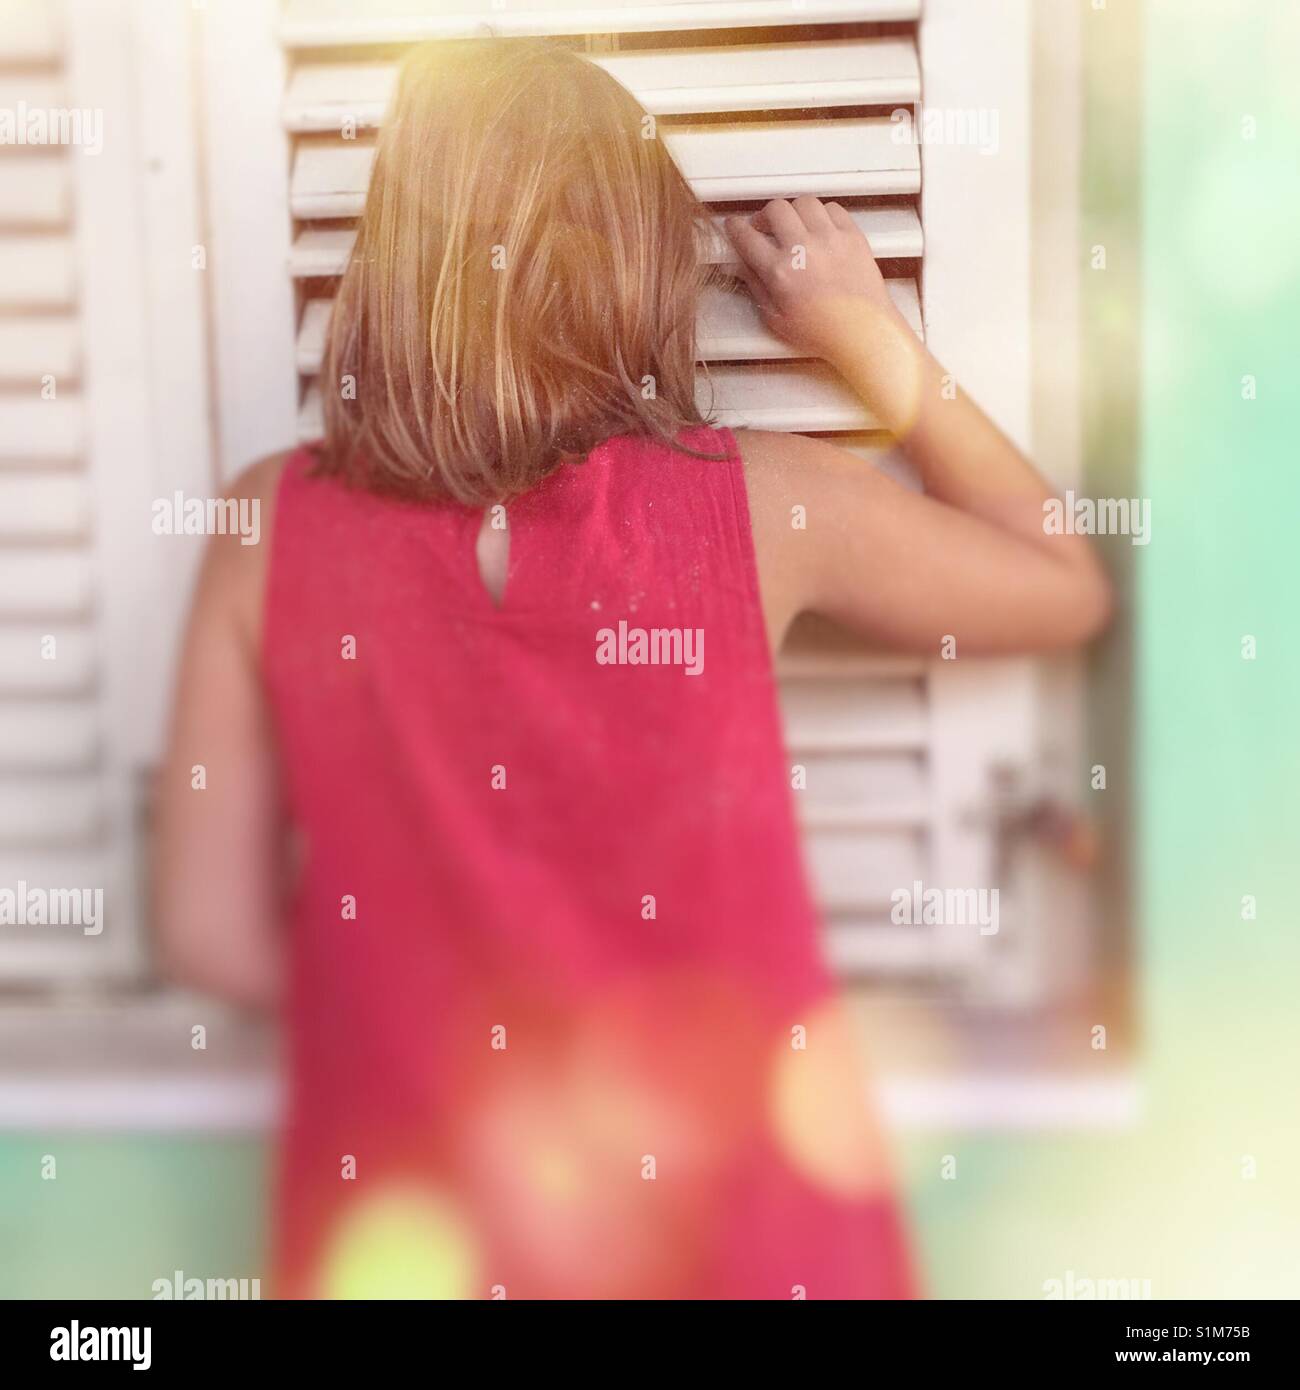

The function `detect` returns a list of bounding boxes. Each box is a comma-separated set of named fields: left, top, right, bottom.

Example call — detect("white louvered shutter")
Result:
left=0, top=2, right=106, bottom=981
left=0, top=0, right=161, bottom=985
left=204, top=0, right=1041, bottom=1001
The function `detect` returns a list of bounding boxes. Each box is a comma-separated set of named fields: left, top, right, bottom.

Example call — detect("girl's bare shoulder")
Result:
left=729, top=426, right=884, bottom=514
left=727, top=429, right=845, bottom=648
left=196, top=451, right=294, bottom=651
left=232, top=450, right=293, bottom=502
left=731, top=426, right=822, bottom=472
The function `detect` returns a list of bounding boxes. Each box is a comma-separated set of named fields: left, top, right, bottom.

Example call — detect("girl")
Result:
left=156, top=38, right=1110, bottom=1299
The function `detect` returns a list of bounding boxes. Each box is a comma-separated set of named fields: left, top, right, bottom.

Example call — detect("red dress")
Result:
left=262, top=426, right=914, bottom=1299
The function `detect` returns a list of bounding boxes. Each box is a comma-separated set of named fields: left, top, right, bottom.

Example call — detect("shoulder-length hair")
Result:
left=314, top=37, right=715, bottom=504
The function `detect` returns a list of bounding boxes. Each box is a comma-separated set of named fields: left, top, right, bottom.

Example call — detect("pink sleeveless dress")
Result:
left=262, top=425, right=914, bottom=1299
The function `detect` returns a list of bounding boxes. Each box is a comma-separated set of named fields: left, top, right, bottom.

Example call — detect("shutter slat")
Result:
left=0, top=316, right=80, bottom=381
left=699, top=363, right=874, bottom=431
left=597, top=36, right=918, bottom=114
left=298, top=386, right=323, bottom=440
left=295, top=298, right=331, bottom=373
left=0, top=237, right=77, bottom=308
left=282, top=62, right=395, bottom=132
left=289, top=205, right=922, bottom=277
left=795, top=750, right=927, bottom=827
left=294, top=278, right=920, bottom=372
left=674, top=116, right=917, bottom=200
left=0, top=400, right=84, bottom=463
left=778, top=617, right=930, bottom=729
left=0, top=551, right=93, bottom=616
left=283, top=38, right=918, bottom=130
left=289, top=142, right=374, bottom=219
left=806, top=827, right=924, bottom=912
left=799, top=801, right=928, bottom=831
left=0, top=778, right=103, bottom=846
left=0, top=477, right=89, bottom=538
left=280, top=0, right=922, bottom=46
left=782, top=677, right=925, bottom=752
left=290, top=116, right=917, bottom=217
left=300, top=368, right=881, bottom=437
left=0, top=704, right=98, bottom=772
left=0, top=628, right=95, bottom=695
left=288, top=226, right=356, bottom=277
left=0, top=158, right=72, bottom=229
left=824, top=922, right=943, bottom=974
left=704, top=205, right=921, bottom=265
left=700, top=278, right=920, bottom=359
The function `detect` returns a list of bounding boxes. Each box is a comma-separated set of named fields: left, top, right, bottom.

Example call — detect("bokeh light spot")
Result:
left=767, top=1000, right=889, bottom=1200
left=320, top=1187, right=479, bottom=1300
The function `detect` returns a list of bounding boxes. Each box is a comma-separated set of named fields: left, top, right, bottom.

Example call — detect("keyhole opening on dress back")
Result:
left=475, top=505, right=510, bottom=607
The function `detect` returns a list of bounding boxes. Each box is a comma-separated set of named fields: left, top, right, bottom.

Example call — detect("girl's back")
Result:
left=264, top=426, right=910, bottom=1298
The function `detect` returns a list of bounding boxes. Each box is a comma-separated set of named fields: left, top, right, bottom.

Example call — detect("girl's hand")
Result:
left=725, top=197, right=905, bottom=363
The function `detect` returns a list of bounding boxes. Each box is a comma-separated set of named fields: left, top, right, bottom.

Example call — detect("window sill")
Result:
left=0, top=994, right=1139, bottom=1132
left=0, top=1069, right=1140, bottom=1132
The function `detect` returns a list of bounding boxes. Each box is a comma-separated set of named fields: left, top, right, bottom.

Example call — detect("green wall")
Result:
left=897, top=0, right=1300, bottom=1298
left=0, top=1138, right=265, bottom=1300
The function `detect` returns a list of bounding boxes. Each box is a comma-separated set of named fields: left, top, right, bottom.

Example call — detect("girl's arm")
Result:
left=726, top=196, right=1114, bottom=654
left=152, top=456, right=288, bottom=1011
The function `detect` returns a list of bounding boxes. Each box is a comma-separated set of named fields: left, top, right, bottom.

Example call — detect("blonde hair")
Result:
left=315, top=38, right=716, bottom=504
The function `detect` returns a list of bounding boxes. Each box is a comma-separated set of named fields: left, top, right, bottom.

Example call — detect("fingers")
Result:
left=735, top=260, right=776, bottom=315
left=791, top=194, right=834, bottom=233
left=753, top=198, right=805, bottom=248
left=729, top=196, right=840, bottom=279
left=754, top=196, right=837, bottom=243
left=824, top=201, right=878, bottom=259
left=724, top=214, right=781, bottom=277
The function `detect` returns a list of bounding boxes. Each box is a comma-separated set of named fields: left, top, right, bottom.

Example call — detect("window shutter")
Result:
left=0, top=0, right=147, bottom=985
left=265, top=0, right=1038, bottom=996
left=278, top=1, right=938, bottom=984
